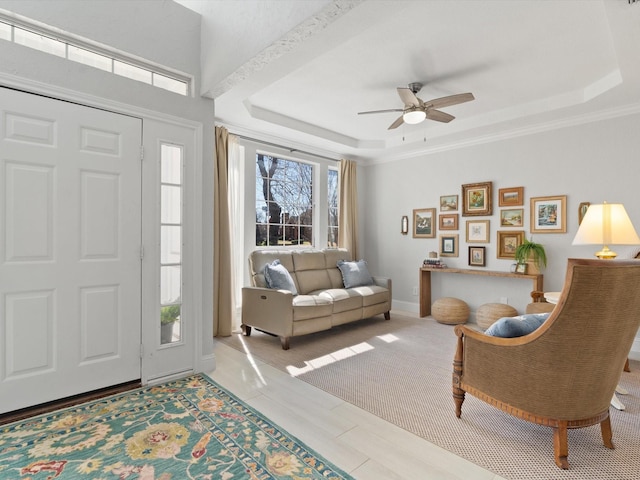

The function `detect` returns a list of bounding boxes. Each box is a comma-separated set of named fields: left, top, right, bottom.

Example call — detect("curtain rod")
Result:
left=232, top=133, right=340, bottom=163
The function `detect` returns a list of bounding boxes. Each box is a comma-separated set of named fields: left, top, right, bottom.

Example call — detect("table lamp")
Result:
left=572, top=202, right=640, bottom=259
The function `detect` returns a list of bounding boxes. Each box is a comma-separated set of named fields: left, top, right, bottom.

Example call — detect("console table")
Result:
left=419, top=267, right=543, bottom=317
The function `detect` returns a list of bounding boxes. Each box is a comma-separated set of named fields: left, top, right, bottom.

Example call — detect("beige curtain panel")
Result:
left=213, top=126, right=233, bottom=337
left=339, top=159, right=359, bottom=259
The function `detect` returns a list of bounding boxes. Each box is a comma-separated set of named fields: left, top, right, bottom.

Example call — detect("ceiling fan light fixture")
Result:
left=403, top=109, right=426, bottom=124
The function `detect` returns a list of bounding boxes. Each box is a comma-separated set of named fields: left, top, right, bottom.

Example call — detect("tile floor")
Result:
left=208, top=340, right=506, bottom=480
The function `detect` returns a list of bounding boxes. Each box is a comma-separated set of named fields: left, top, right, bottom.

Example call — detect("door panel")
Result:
left=0, top=87, right=142, bottom=413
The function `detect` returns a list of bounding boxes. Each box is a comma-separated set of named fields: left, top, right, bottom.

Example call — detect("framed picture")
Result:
left=530, top=195, right=567, bottom=233
left=497, top=230, right=524, bottom=259
left=440, top=195, right=458, bottom=211
left=578, top=202, right=590, bottom=225
left=413, top=208, right=436, bottom=238
left=498, top=186, right=524, bottom=206
left=466, top=220, right=490, bottom=243
left=469, top=246, right=486, bottom=267
left=462, top=181, right=492, bottom=216
left=439, top=213, right=458, bottom=230
left=500, top=208, right=524, bottom=227
left=440, top=234, right=459, bottom=257
left=515, top=263, right=528, bottom=274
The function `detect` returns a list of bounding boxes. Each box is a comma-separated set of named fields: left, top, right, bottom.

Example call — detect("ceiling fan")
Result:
left=358, top=82, right=475, bottom=130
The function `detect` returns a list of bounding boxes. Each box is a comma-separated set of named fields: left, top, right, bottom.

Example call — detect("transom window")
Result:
left=0, top=17, right=190, bottom=96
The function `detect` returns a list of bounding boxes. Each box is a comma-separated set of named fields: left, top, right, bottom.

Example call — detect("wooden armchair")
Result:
left=452, top=258, right=640, bottom=469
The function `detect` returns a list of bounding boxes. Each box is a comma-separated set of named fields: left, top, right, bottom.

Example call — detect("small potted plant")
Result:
left=161, top=304, right=181, bottom=343
left=515, top=238, right=547, bottom=274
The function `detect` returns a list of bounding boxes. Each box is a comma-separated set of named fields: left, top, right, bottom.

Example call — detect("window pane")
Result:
left=161, top=144, right=182, bottom=184
left=160, top=304, right=181, bottom=345
left=68, top=45, right=112, bottom=71
left=0, top=22, right=11, bottom=41
left=14, top=28, right=65, bottom=57
left=161, top=226, right=181, bottom=264
left=153, top=73, right=188, bottom=96
left=161, top=185, right=181, bottom=223
left=328, top=169, right=339, bottom=246
left=114, top=60, right=152, bottom=84
left=256, top=153, right=314, bottom=247
left=160, top=265, right=181, bottom=304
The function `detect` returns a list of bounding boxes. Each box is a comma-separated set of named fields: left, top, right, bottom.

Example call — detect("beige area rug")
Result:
left=219, top=314, right=640, bottom=480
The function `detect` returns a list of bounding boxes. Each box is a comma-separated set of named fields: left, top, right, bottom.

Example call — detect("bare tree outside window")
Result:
left=328, top=168, right=339, bottom=247
left=256, top=154, right=314, bottom=246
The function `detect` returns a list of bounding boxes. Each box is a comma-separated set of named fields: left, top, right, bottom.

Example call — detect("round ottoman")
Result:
left=432, top=297, right=469, bottom=325
left=476, top=303, right=518, bottom=330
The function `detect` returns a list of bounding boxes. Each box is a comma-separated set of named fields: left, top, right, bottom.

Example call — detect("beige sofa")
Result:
left=242, top=248, right=392, bottom=349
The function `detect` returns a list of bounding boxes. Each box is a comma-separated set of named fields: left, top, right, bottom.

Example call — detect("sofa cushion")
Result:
left=263, top=259, right=298, bottom=295
left=350, top=284, right=389, bottom=306
left=337, top=259, right=374, bottom=288
left=484, top=313, right=550, bottom=338
left=317, top=288, right=363, bottom=313
left=292, top=295, right=334, bottom=320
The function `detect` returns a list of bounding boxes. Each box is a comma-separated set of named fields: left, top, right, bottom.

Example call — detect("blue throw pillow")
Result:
left=484, top=313, right=550, bottom=338
left=263, top=259, right=297, bottom=295
left=337, top=259, right=374, bottom=288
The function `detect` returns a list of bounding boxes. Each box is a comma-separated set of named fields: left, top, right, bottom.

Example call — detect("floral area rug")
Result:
left=0, top=374, right=352, bottom=479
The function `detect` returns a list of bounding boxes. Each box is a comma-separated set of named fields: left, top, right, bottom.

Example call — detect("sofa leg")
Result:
left=241, top=324, right=252, bottom=336
left=280, top=336, right=290, bottom=350
left=384, top=311, right=390, bottom=320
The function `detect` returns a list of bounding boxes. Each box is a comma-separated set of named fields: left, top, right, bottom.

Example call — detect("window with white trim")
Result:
left=0, top=18, right=190, bottom=96
left=255, top=153, right=314, bottom=247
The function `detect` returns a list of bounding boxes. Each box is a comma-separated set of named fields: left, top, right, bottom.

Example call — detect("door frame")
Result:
left=0, top=73, right=210, bottom=385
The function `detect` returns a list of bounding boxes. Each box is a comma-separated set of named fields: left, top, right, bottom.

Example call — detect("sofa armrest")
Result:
left=372, top=276, right=391, bottom=289
left=241, top=287, right=294, bottom=337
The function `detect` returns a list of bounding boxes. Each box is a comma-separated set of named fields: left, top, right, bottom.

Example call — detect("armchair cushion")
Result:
left=264, top=259, right=298, bottom=295
left=337, top=259, right=374, bottom=288
left=484, top=312, right=549, bottom=338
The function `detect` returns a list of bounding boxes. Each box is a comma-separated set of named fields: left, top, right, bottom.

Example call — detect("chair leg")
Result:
left=452, top=334, right=465, bottom=418
left=600, top=416, right=615, bottom=449
left=553, top=422, right=570, bottom=469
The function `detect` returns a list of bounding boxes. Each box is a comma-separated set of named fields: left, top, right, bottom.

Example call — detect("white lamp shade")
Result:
left=403, top=110, right=426, bottom=124
left=572, top=203, right=640, bottom=245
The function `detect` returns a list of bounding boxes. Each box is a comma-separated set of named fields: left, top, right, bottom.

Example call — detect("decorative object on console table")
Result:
left=498, top=186, right=524, bottom=206
left=530, top=195, right=567, bottom=233
left=572, top=202, right=640, bottom=259
left=497, top=230, right=524, bottom=259
left=462, top=181, right=492, bottom=216
left=413, top=208, right=436, bottom=238
left=514, top=238, right=547, bottom=274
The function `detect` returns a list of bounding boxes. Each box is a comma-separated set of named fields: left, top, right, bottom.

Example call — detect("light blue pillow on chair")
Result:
left=484, top=313, right=550, bottom=338
left=263, top=259, right=297, bottom=295
left=337, top=259, right=374, bottom=288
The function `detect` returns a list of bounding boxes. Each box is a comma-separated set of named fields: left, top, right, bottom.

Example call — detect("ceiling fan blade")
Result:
left=427, top=93, right=475, bottom=109
left=426, top=109, right=455, bottom=123
left=358, top=108, right=403, bottom=115
left=397, top=87, right=420, bottom=107
left=388, top=115, right=405, bottom=130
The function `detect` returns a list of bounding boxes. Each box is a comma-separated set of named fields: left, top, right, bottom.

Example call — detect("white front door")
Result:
left=0, top=88, right=142, bottom=413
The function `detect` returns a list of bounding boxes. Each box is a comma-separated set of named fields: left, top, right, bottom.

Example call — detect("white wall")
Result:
left=0, top=0, right=216, bottom=364
left=360, top=112, right=640, bottom=356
